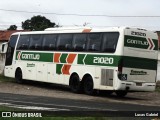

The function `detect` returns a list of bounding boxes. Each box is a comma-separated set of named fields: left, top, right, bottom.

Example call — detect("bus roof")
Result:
left=11, top=26, right=151, bottom=35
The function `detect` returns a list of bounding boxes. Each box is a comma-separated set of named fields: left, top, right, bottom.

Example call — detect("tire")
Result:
left=69, top=74, right=82, bottom=93
left=84, top=76, right=95, bottom=95
left=15, top=69, right=23, bottom=84
left=115, top=91, right=127, bottom=97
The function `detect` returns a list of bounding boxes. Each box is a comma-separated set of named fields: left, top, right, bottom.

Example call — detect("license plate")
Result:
left=136, top=83, right=142, bottom=86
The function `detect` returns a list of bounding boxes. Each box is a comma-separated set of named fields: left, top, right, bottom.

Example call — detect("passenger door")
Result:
left=5, top=35, right=18, bottom=77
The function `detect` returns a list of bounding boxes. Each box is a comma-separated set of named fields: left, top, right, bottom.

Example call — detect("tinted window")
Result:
left=5, top=35, right=18, bottom=66
left=87, top=33, right=102, bottom=51
left=57, top=34, right=72, bottom=50
left=9, top=35, right=18, bottom=48
left=73, top=34, right=87, bottom=51
left=16, top=35, right=30, bottom=50
left=29, top=35, right=43, bottom=50
left=102, top=32, right=119, bottom=53
left=43, top=34, right=57, bottom=50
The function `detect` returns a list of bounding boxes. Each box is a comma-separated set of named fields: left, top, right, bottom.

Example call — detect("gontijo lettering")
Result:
left=127, top=39, right=148, bottom=46
left=22, top=54, right=40, bottom=60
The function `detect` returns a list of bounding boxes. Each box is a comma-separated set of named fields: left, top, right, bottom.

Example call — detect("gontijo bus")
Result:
left=4, top=27, right=158, bottom=97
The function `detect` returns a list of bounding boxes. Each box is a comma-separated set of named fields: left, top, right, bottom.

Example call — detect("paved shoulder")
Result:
left=0, top=92, right=160, bottom=111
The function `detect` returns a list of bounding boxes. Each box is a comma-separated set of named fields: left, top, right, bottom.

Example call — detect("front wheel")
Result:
left=15, top=69, right=23, bottom=84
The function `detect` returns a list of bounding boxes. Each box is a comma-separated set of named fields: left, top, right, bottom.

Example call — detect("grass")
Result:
left=0, top=105, right=22, bottom=111
left=156, top=86, right=160, bottom=92
left=0, top=75, right=14, bottom=82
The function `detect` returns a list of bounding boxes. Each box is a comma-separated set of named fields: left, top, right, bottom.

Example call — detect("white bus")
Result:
left=4, top=27, right=158, bottom=97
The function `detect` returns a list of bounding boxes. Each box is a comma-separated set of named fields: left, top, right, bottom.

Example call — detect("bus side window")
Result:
left=73, top=34, right=87, bottom=51
left=17, top=35, right=30, bottom=50
left=102, top=32, right=119, bottom=53
left=57, top=34, right=72, bottom=51
left=29, top=35, right=43, bottom=50
left=87, top=33, right=102, bottom=51
left=42, top=34, right=57, bottom=50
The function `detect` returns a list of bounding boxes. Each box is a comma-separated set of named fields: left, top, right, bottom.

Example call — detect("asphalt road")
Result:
left=0, top=92, right=160, bottom=111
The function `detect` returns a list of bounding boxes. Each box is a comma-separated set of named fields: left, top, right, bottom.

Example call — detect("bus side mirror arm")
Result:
left=1, top=42, right=8, bottom=53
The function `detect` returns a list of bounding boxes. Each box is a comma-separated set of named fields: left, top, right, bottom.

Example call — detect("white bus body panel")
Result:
left=4, top=27, right=158, bottom=92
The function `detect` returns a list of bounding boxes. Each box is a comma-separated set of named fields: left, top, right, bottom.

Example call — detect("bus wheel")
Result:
left=84, top=76, right=95, bottom=95
left=115, top=91, right=127, bottom=97
left=69, top=74, right=82, bottom=93
left=15, top=68, right=23, bottom=84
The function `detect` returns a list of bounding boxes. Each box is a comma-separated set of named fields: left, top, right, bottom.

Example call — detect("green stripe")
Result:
left=16, top=51, right=157, bottom=70
left=124, top=35, right=158, bottom=50
left=77, top=54, right=157, bottom=70
left=123, top=56, right=157, bottom=70
left=78, top=54, right=121, bottom=67
left=16, top=51, right=53, bottom=62
left=77, top=54, right=86, bottom=64
left=60, top=54, right=68, bottom=63
left=56, top=64, right=63, bottom=74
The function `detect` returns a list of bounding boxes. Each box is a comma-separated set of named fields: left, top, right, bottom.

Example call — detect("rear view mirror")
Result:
left=1, top=42, right=8, bottom=53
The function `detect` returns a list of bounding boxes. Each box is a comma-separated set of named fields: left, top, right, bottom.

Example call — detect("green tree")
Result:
left=22, top=15, right=56, bottom=31
left=7, top=25, right=17, bottom=30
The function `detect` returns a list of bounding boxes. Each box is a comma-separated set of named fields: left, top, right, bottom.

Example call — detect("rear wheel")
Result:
left=84, top=76, right=95, bottom=95
left=69, top=74, right=82, bottom=93
left=15, top=69, right=23, bottom=84
left=115, top=91, right=127, bottom=97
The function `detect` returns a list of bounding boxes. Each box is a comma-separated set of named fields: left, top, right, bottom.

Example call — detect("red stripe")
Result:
left=148, top=38, right=153, bottom=50
left=62, top=64, right=71, bottom=75
left=67, top=54, right=77, bottom=64
left=54, top=53, right=61, bottom=63
left=82, top=29, right=91, bottom=33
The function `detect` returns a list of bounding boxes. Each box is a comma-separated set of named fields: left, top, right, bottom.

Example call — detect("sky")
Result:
left=0, top=0, right=160, bottom=30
